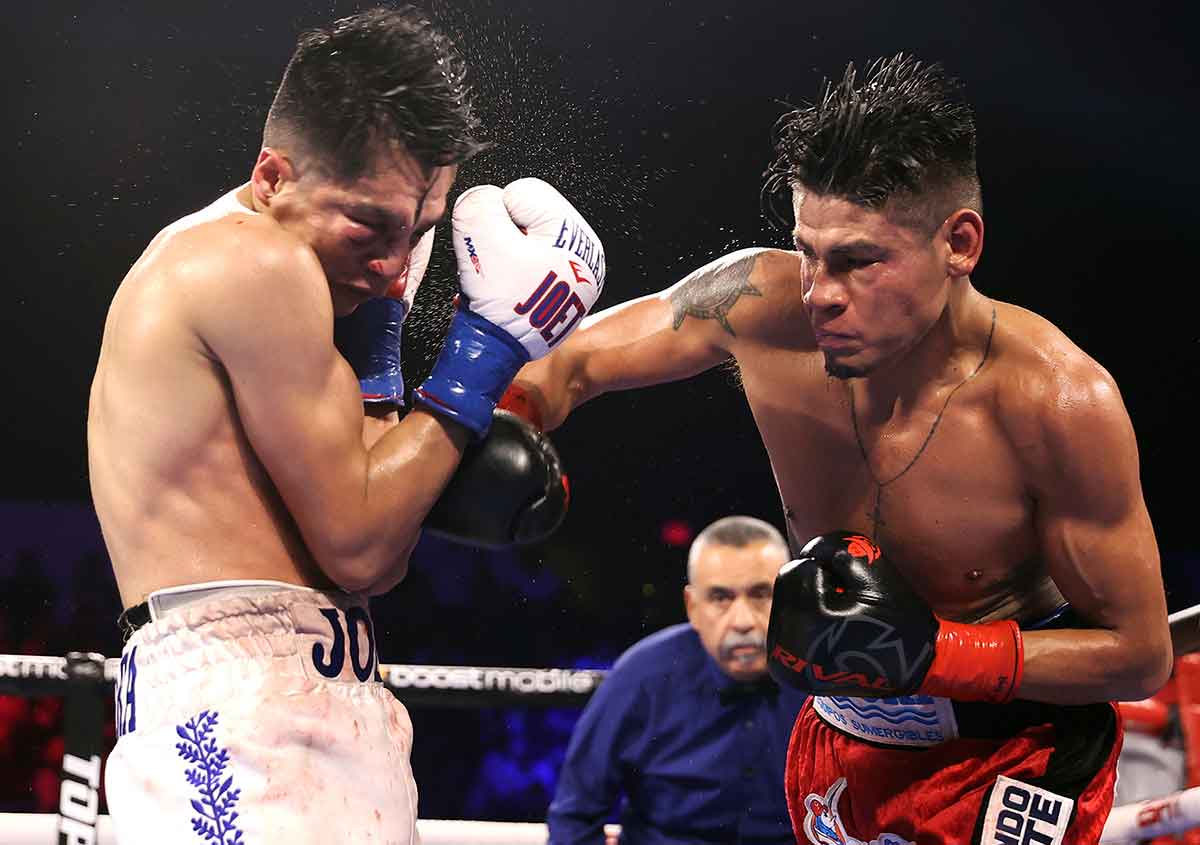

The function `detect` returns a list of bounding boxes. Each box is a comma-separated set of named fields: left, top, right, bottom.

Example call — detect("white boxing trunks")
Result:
left=106, top=580, right=418, bottom=844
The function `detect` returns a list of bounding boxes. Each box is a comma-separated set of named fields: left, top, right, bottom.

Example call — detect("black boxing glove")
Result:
left=424, top=409, right=568, bottom=549
left=766, top=531, right=1022, bottom=702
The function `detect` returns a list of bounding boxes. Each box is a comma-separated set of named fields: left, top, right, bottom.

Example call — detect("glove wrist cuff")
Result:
left=918, top=619, right=1023, bottom=704
left=334, top=297, right=408, bottom=405
left=497, top=382, right=547, bottom=431
left=414, top=309, right=531, bottom=438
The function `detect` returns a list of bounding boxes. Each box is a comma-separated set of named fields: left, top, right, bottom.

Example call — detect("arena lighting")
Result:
left=660, top=519, right=694, bottom=547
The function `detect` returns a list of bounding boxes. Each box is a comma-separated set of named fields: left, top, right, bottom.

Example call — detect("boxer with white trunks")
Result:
left=505, top=54, right=1170, bottom=843
left=87, top=7, right=603, bottom=842
left=107, top=583, right=414, bottom=843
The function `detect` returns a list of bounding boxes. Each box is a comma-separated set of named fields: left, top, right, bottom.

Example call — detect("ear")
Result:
left=684, top=585, right=699, bottom=627
left=941, top=208, right=984, bottom=278
left=250, top=148, right=296, bottom=208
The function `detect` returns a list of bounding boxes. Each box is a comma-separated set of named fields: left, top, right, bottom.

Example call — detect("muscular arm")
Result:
left=194, top=234, right=469, bottom=592
left=513, top=248, right=781, bottom=430
left=359, top=406, right=421, bottom=596
left=1015, top=368, right=1171, bottom=704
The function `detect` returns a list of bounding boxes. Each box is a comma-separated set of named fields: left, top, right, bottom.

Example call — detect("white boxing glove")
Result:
left=452, top=177, right=605, bottom=359
left=413, top=179, right=605, bottom=437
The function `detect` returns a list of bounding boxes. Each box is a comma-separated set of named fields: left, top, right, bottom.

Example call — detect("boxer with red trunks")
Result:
left=769, top=532, right=1126, bottom=844
left=506, top=54, right=1170, bottom=844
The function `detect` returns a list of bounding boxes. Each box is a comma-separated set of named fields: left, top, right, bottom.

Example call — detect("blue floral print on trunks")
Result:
left=176, top=711, right=244, bottom=844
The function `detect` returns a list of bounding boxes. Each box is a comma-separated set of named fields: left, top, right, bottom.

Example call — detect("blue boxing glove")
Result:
left=334, top=296, right=407, bottom=405
left=414, top=178, right=605, bottom=438
left=334, top=227, right=434, bottom=405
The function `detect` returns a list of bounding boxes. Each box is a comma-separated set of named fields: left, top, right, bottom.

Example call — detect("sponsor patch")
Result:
left=802, top=778, right=912, bottom=845
left=812, top=695, right=958, bottom=748
left=979, top=775, right=1073, bottom=845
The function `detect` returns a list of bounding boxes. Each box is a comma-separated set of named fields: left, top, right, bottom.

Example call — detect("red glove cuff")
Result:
left=918, top=619, right=1024, bottom=704
left=497, top=382, right=546, bottom=432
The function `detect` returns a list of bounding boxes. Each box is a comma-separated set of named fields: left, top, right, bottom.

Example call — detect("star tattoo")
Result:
left=668, top=251, right=764, bottom=337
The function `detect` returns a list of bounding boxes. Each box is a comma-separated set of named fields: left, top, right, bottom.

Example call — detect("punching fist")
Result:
left=415, top=179, right=605, bottom=437
left=424, top=409, right=568, bottom=549
left=452, top=178, right=605, bottom=359
left=766, top=532, right=1022, bottom=703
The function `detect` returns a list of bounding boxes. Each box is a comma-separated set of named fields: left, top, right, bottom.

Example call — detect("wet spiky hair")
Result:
left=762, top=54, right=981, bottom=232
left=264, top=6, right=486, bottom=180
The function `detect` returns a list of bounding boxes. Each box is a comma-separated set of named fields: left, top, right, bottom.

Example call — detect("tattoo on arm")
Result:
left=668, top=251, right=763, bottom=337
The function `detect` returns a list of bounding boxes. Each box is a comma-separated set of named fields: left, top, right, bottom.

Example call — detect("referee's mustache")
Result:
left=718, top=631, right=766, bottom=662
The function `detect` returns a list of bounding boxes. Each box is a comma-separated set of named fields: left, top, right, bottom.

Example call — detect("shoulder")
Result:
left=663, top=247, right=802, bottom=341
left=608, top=623, right=701, bottom=685
left=154, top=213, right=330, bottom=350
left=666, top=247, right=798, bottom=300
left=168, top=214, right=323, bottom=299
left=992, top=301, right=1133, bottom=477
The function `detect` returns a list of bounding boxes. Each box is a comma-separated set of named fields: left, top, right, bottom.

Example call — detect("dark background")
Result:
left=2, top=0, right=1197, bottom=820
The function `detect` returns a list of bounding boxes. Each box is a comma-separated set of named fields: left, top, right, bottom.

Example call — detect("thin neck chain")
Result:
left=850, top=304, right=997, bottom=537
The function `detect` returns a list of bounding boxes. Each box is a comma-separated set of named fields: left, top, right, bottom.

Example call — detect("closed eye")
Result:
left=829, top=255, right=880, bottom=274
left=347, top=217, right=384, bottom=239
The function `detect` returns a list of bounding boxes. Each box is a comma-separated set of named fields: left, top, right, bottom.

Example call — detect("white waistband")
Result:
left=812, top=694, right=960, bottom=747
left=146, top=579, right=315, bottom=622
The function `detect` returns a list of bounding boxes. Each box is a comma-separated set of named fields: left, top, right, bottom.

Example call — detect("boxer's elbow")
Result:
left=363, top=559, right=411, bottom=596
left=312, top=524, right=419, bottom=594
left=363, top=535, right=419, bottom=596
left=1136, top=642, right=1174, bottom=701
left=1112, top=629, right=1173, bottom=701
left=1116, top=661, right=1172, bottom=703
left=318, top=552, right=385, bottom=594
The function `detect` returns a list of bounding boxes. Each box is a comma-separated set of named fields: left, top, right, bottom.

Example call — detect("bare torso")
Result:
left=525, top=239, right=1167, bottom=703
left=88, top=186, right=333, bottom=607
left=731, top=254, right=1068, bottom=625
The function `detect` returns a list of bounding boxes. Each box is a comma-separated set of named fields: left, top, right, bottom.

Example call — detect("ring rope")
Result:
left=0, top=652, right=606, bottom=707
left=3, top=794, right=1199, bottom=845
left=0, top=814, right=614, bottom=845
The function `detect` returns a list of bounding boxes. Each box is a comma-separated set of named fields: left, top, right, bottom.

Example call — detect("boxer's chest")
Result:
left=739, top=349, right=1045, bottom=620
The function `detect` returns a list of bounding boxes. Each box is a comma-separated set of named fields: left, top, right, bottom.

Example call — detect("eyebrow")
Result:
left=831, top=240, right=885, bottom=255
left=793, top=234, right=886, bottom=256
left=344, top=202, right=407, bottom=226
left=706, top=582, right=774, bottom=594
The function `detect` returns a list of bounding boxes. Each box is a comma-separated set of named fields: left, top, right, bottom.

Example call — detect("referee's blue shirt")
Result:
left=547, top=624, right=807, bottom=844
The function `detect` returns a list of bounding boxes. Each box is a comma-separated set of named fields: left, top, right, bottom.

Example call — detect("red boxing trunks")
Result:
left=786, top=695, right=1121, bottom=845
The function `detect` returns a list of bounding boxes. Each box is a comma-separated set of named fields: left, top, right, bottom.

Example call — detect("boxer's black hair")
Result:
left=762, top=54, right=981, bottom=233
left=264, top=6, right=486, bottom=180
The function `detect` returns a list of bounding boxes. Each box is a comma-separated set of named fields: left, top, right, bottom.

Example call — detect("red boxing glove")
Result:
left=918, top=618, right=1023, bottom=704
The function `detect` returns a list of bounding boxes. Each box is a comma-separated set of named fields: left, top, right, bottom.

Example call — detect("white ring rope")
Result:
left=1100, top=785, right=1200, bottom=842
left=3, top=792, right=1200, bottom=845
left=0, top=653, right=607, bottom=706
left=0, top=815, right=607, bottom=845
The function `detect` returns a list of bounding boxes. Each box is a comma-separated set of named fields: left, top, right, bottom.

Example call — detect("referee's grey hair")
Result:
left=686, top=516, right=788, bottom=584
